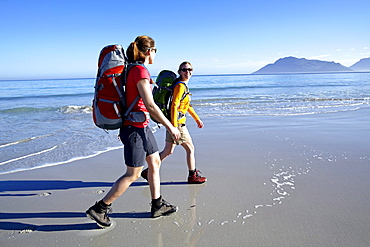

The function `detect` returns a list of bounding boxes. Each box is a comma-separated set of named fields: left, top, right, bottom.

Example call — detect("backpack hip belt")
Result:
left=127, top=111, right=150, bottom=122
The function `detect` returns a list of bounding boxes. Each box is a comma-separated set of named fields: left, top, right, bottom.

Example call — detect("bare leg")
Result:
left=146, top=151, right=162, bottom=199
left=182, top=140, right=206, bottom=183
left=181, top=141, right=196, bottom=171
left=102, top=166, right=143, bottom=204
left=159, top=141, right=176, bottom=161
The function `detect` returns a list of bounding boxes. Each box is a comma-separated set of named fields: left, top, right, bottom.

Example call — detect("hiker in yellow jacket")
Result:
left=164, top=61, right=207, bottom=183
left=142, top=61, right=206, bottom=183
left=147, top=62, right=207, bottom=184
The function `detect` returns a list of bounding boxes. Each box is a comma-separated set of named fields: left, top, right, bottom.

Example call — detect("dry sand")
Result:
left=1, top=109, right=370, bottom=246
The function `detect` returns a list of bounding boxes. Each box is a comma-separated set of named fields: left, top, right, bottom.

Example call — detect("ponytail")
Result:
left=126, top=35, right=155, bottom=63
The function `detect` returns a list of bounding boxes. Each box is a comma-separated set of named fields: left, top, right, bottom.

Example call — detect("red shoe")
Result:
left=188, top=170, right=207, bottom=184
left=141, top=168, right=148, bottom=181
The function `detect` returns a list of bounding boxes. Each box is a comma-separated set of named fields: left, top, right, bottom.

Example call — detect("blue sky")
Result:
left=1, top=0, right=369, bottom=80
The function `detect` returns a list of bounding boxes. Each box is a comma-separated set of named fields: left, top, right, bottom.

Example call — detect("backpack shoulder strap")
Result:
left=123, top=62, right=147, bottom=85
left=174, top=81, right=189, bottom=101
left=122, top=62, right=148, bottom=117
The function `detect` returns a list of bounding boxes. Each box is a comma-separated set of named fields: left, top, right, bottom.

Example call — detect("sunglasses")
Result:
left=181, top=68, right=193, bottom=72
left=148, top=47, right=157, bottom=53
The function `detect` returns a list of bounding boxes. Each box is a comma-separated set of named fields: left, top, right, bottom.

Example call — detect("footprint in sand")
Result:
left=39, top=192, right=52, bottom=196
left=19, top=226, right=36, bottom=234
left=83, top=190, right=105, bottom=195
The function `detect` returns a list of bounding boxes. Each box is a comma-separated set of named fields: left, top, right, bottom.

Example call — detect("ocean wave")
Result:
left=193, top=96, right=273, bottom=104
left=190, top=83, right=354, bottom=92
left=196, top=97, right=369, bottom=117
left=226, top=101, right=364, bottom=109
left=1, top=105, right=92, bottom=114
left=201, top=106, right=363, bottom=117
left=58, top=105, right=92, bottom=114
left=0, top=146, right=122, bottom=175
left=0, top=107, right=57, bottom=113
left=0, top=145, right=58, bottom=166
left=193, top=97, right=369, bottom=106
left=0, top=92, right=93, bottom=101
left=0, top=133, right=56, bottom=148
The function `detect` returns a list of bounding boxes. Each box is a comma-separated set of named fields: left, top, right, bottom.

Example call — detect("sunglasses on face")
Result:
left=148, top=47, right=157, bottom=53
left=181, top=68, right=193, bottom=72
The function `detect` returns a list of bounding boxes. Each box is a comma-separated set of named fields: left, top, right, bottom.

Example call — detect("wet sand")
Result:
left=1, top=109, right=370, bottom=246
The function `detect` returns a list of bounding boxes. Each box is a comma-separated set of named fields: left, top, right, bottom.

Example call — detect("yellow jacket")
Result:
left=170, top=82, right=200, bottom=127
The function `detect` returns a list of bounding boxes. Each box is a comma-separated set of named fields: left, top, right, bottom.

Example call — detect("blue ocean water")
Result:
left=1, top=73, right=369, bottom=175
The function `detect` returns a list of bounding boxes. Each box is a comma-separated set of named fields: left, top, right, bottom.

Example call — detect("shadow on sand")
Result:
left=0, top=179, right=188, bottom=232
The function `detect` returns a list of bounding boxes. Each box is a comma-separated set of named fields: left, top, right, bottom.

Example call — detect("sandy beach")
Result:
left=1, top=109, right=370, bottom=247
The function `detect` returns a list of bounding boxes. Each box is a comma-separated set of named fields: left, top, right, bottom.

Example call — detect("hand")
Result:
left=168, top=126, right=181, bottom=140
left=196, top=119, right=204, bottom=129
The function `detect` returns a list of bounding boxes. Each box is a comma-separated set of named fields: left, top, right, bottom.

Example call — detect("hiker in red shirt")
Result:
left=86, top=36, right=180, bottom=227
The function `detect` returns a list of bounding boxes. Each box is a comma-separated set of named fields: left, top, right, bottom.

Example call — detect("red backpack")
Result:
left=92, top=44, right=141, bottom=130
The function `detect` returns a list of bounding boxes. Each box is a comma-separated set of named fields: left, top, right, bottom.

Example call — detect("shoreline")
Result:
left=0, top=146, right=123, bottom=176
left=1, top=110, right=370, bottom=246
left=2, top=105, right=368, bottom=176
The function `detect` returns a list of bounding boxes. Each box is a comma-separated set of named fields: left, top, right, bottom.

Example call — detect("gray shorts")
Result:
left=120, top=125, right=159, bottom=167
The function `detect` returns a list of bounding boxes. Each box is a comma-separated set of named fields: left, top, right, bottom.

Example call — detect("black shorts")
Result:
left=119, top=125, right=159, bottom=167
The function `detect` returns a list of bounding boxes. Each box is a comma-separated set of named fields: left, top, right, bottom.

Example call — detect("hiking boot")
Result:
left=86, top=202, right=112, bottom=227
left=151, top=197, right=178, bottom=218
left=141, top=168, right=148, bottom=181
left=188, top=169, right=207, bottom=184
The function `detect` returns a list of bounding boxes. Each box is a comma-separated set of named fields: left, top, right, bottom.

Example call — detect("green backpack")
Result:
left=151, top=70, right=189, bottom=123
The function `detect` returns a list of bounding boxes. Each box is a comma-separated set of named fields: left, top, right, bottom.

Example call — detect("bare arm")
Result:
left=137, top=79, right=180, bottom=140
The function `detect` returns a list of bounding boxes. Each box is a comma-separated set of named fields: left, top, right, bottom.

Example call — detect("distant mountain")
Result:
left=349, top=57, right=370, bottom=71
left=252, top=56, right=353, bottom=74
